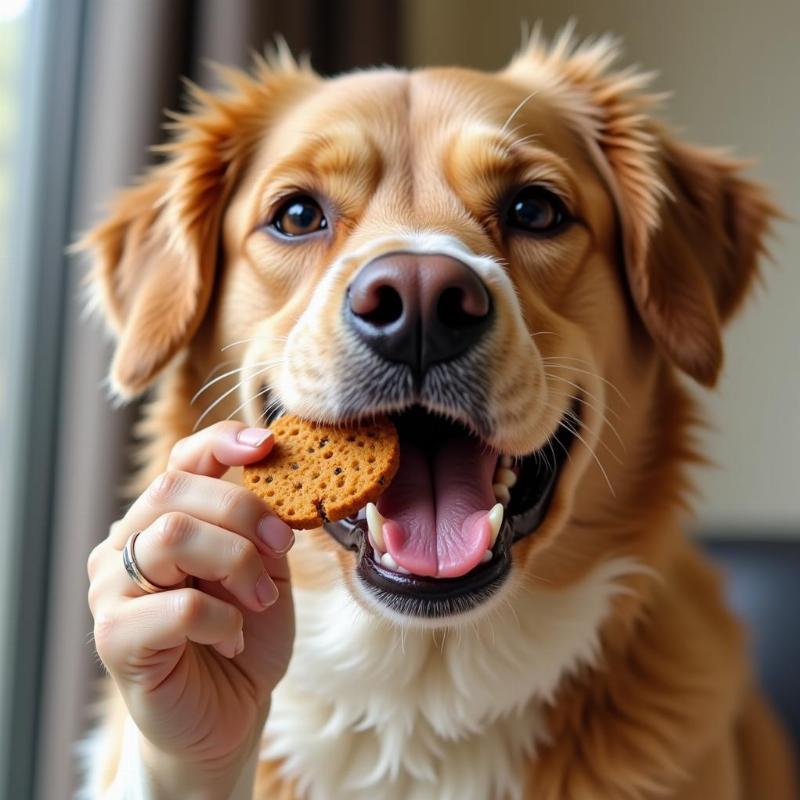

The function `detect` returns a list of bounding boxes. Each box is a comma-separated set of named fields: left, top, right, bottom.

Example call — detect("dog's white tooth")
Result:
left=380, top=552, right=400, bottom=571
left=500, top=455, right=512, bottom=469
left=481, top=549, right=493, bottom=563
left=495, top=468, right=517, bottom=488
left=488, top=502, right=504, bottom=546
left=366, top=502, right=386, bottom=554
left=493, top=483, right=511, bottom=505
left=396, top=564, right=410, bottom=575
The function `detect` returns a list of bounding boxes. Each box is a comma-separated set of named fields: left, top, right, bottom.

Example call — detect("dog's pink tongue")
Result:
left=377, top=437, right=497, bottom=577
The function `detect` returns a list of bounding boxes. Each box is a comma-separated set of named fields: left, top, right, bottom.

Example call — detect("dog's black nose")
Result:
left=345, top=253, right=493, bottom=373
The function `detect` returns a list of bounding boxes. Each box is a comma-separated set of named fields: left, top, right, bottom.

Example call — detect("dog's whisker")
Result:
left=543, top=372, right=623, bottom=430
left=191, top=359, right=280, bottom=404
left=556, top=415, right=616, bottom=497
left=226, top=383, right=274, bottom=423
left=534, top=438, right=555, bottom=474
left=541, top=359, right=630, bottom=408
left=255, top=395, right=286, bottom=427
left=550, top=391, right=627, bottom=459
left=543, top=371, right=610, bottom=416
left=542, top=360, right=630, bottom=411
left=570, top=393, right=626, bottom=454
left=197, top=358, right=237, bottom=388
left=544, top=388, right=625, bottom=466
left=563, top=405, right=623, bottom=466
left=220, top=334, right=289, bottom=352
left=546, top=420, right=573, bottom=468
left=547, top=438, right=558, bottom=473
left=544, top=382, right=626, bottom=454
left=194, top=364, right=275, bottom=430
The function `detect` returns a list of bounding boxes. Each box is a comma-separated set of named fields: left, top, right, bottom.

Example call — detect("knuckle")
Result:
left=148, top=470, right=186, bottom=504
left=154, top=512, right=194, bottom=549
left=217, top=483, right=250, bottom=515
left=172, top=588, right=206, bottom=626
left=168, top=435, right=192, bottom=466
left=229, top=537, right=258, bottom=571
left=86, top=542, right=105, bottom=580
left=92, top=611, right=115, bottom=656
left=87, top=582, right=103, bottom=614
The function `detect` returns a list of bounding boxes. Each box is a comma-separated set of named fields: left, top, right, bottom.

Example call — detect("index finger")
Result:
left=167, top=421, right=275, bottom=478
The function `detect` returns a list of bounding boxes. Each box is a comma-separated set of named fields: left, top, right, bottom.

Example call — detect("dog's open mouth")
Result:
left=323, top=402, right=579, bottom=618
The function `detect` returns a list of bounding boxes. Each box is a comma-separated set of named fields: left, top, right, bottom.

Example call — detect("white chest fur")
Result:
left=261, top=541, right=642, bottom=800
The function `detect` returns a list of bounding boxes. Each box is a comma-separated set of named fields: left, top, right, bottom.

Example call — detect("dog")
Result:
left=78, top=30, right=797, bottom=800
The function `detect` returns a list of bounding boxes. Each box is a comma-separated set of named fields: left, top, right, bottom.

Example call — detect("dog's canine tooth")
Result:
left=488, top=502, right=504, bottom=546
left=366, top=502, right=386, bottom=553
left=494, top=468, right=517, bottom=488
left=481, top=549, right=493, bottom=563
left=396, top=564, right=410, bottom=575
left=493, top=483, right=511, bottom=505
left=380, top=552, right=400, bottom=571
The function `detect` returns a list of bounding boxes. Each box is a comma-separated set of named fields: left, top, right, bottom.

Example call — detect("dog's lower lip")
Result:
left=352, top=517, right=513, bottom=609
left=322, top=401, right=580, bottom=617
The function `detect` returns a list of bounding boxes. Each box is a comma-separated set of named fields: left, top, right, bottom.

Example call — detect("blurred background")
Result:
left=0, top=1, right=797, bottom=797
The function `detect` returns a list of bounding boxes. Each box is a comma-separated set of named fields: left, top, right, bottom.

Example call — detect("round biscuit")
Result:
left=242, top=415, right=399, bottom=529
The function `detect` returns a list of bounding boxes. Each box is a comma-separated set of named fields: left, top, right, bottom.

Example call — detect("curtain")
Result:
left=27, top=2, right=401, bottom=798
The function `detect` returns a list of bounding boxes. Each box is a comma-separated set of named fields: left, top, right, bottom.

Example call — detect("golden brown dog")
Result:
left=80, top=31, right=797, bottom=800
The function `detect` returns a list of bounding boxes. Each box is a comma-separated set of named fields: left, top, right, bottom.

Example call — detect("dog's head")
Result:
left=83, top=34, right=774, bottom=625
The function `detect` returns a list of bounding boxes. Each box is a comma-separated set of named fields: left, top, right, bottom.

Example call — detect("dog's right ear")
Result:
left=77, top=50, right=315, bottom=400
left=80, top=164, right=217, bottom=399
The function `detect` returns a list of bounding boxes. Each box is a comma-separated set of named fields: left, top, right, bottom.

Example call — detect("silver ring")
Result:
left=122, top=530, right=168, bottom=594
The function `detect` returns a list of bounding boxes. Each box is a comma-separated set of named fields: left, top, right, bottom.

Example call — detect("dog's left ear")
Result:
left=507, top=31, right=778, bottom=386
left=620, top=132, right=776, bottom=386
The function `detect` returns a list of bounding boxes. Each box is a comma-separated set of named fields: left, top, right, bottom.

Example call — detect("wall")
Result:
left=403, top=0, right=800, bottom=533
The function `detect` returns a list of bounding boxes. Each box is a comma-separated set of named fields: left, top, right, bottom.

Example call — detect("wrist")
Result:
left=136, top=709, right=268, bottom=800
left=138, top=740, right=242, bottom=799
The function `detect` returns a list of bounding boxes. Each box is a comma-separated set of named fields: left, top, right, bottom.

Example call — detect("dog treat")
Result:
left=243, top=415, right=400, bottom=529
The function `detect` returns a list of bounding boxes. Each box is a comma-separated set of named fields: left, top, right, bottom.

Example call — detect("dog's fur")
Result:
left=79, top=30, right=797, bottom=799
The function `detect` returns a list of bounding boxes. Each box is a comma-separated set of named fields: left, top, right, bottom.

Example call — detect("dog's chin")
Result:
left=322, top=401, right=579, bottom=623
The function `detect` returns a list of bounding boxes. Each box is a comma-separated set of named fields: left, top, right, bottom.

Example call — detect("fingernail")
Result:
left=257, top=514, right=294, bottom=554
left=236, top=427, right=272, bottom=448
left=255, top=574, right=279, bottom=607
left=234, top=630, right=245, bottom=655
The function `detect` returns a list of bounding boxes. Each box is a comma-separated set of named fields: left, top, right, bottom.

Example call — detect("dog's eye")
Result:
left=271, top=195, right=328, bottom=237
left=506, top=186, right=570, bottom=235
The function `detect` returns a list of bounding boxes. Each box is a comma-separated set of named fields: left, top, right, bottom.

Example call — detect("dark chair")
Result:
left=704, top=538, right=800, bottom=749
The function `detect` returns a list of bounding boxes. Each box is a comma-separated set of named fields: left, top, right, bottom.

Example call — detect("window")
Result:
left=0, top=0, right=37, bottom=794
left=0, top=1, right=86, bottom=796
